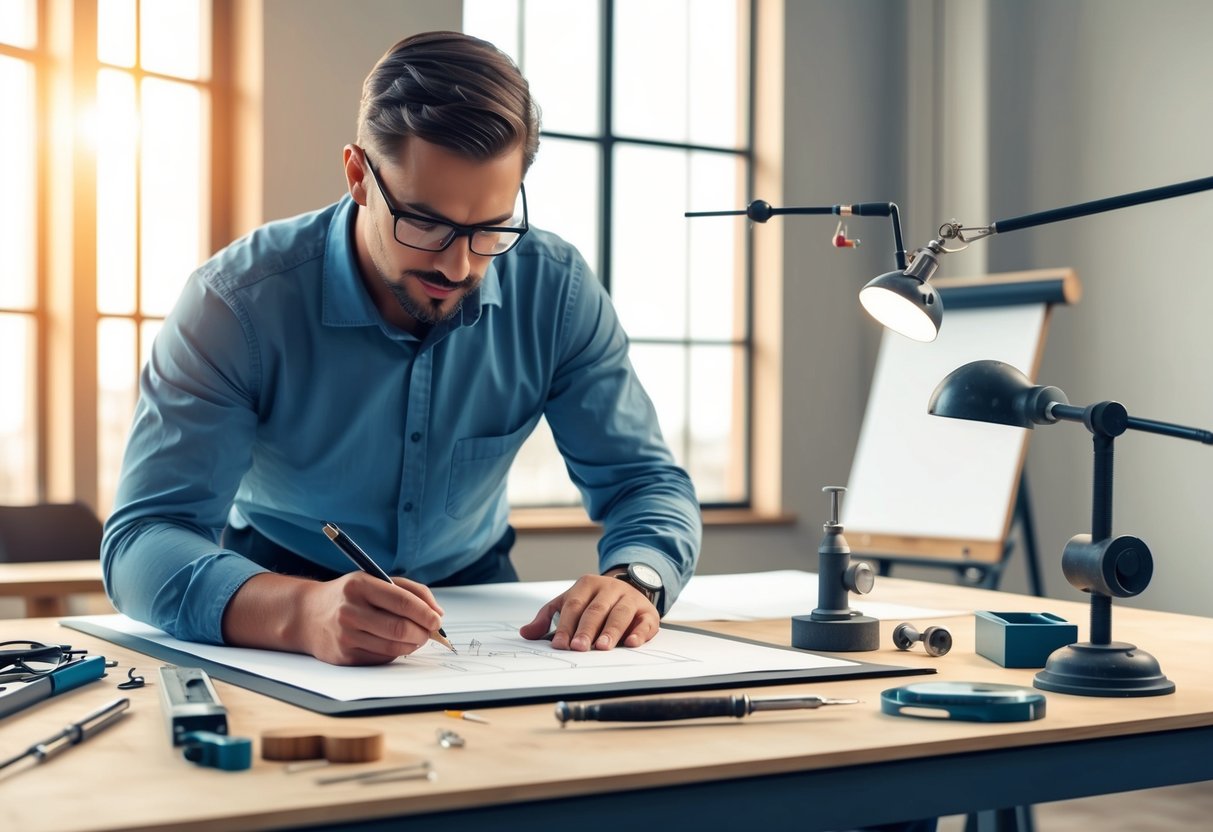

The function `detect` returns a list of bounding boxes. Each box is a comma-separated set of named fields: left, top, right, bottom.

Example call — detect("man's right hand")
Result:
left=221, top=571, right=446, bottom=666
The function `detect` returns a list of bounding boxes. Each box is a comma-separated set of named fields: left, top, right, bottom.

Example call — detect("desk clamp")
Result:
left=158, top=666, right=251, bottom=771
left=791, top=487, right=880, bottom=652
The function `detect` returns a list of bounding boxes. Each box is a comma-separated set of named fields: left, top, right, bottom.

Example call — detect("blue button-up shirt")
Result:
left=101, top=195, right=701, bottom=644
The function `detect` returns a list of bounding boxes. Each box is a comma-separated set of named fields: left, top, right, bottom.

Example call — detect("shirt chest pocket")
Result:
left=445, top=417, right=540, bottom=520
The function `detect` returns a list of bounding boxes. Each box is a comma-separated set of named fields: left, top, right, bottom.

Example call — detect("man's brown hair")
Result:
left=357, top=31, right=540, bottom=171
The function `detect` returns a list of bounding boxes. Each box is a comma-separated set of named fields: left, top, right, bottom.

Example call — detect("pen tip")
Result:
left=322, top=523, right=338, bottom=540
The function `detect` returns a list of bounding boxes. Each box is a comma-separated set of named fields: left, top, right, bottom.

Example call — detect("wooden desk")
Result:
left=4, top=577, right=1212, bottom=831
left=0, top=560, right=105, bottom=617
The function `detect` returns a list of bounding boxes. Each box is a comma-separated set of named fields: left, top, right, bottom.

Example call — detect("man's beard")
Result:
left=382, top=269, right=479, bottom=327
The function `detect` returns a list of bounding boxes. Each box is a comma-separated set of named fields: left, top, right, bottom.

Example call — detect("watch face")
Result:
left=629, top=563, right=662, bottom=590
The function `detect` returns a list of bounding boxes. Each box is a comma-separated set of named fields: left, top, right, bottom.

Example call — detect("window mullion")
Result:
left=43, top=0, right=100, bottom=508
left=599, top=0, right=613, bottom=293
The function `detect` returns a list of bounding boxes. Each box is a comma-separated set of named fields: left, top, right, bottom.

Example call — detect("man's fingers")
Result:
left=355, top=574, right=443, bottom=632
left=518, top=598, right=563, bottom=641
left=593, top=602, right=638, bottom=650
left=620, top=613, right=660, bottom=647
left=392, top=577, right=444, bottom=615
left=339, top=574, right=443, bottom=647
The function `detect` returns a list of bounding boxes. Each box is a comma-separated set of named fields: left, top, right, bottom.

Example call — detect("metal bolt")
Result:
left=891, top=622, right=952, bottom=657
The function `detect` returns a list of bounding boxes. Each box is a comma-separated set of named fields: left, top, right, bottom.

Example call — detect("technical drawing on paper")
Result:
left=399, top=621, right=696, bottom=675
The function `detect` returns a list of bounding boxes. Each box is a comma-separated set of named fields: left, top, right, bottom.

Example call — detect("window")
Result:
left=0, top=0, right=218, bottom=514
left=95, top=0, right=214, bottom=513
left=463, top=0, right=754, bottom=509
left=0, top=0, right=39, bottom=503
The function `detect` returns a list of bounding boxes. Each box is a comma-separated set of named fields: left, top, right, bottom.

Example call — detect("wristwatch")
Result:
left=614, top=563, right=663, bottom=605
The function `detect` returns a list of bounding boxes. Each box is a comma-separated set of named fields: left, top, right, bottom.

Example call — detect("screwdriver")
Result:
left=555, top=694, right=860, bottom=725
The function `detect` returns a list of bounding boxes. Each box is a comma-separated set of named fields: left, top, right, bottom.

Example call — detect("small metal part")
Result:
left=822, top=485, right=845, bottom=528
left=284, top=759, right=332, bottom=774
left=159, top=666, right=228, bottom=745
left=892, top=622, right=953, bottom=657
left=844, top=561, right=875, bottom=595
left=315, top=761, right=432, bottom=786
left=358, top=769, right=438, bottom=785
left=436, top=728, right=465, bottom=749
left=117, top=667, right=145, bottom=690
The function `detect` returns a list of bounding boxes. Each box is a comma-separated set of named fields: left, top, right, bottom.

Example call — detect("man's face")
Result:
left=349, top=137, right=525, bottom=333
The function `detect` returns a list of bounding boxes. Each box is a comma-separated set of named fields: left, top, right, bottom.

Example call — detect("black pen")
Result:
left=554, top=694, right=860, bottom=725
left=321, top=522, right=456, bottom=653
left=0, top=697, right=131, bottom=771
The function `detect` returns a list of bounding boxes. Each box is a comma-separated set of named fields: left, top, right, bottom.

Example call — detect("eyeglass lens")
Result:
left=393, top=217, right=524, bottom=256
left=0, top=641, right=74, bottom=680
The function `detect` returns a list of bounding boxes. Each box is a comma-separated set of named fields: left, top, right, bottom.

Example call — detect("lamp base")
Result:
left=1033, top=641, right=1175, bottom=697
left=791, top=613, right=879, bottom=652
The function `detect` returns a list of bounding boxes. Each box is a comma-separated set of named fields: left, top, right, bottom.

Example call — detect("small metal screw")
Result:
left=822, top=486, right=846, bottom=528
left=891, top=622, right=952, bottom=657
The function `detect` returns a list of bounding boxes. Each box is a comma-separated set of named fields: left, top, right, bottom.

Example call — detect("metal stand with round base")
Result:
left=1034, top=641, right=1174, bottom=697
left=791, top=614, right=880, bottom=652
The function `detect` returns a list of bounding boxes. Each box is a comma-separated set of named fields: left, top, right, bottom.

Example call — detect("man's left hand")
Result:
left=518, top=573, right=659, bottom=651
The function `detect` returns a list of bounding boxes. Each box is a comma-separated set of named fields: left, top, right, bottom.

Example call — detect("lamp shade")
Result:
left=928, top=360, right=1068, bottom=428
left=858, top=271, right=943, bottom=342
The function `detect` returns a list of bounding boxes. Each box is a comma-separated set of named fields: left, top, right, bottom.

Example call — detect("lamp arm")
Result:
left=685, top=201, right=908, bottom=270
left=989, top=174, right=1213, bottom=234
left=1048, top=402, right=1213, bottom=444
left=1125, top=415, right=1213, bottom=445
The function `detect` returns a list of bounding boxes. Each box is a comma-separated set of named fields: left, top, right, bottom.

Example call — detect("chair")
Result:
left=0, top=502, right=105, bottom=617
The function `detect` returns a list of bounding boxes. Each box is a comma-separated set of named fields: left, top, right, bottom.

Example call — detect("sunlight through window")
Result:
left=465, top=0, right=752, bottom=507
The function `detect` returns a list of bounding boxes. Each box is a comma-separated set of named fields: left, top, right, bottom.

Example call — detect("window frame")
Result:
left=0, top=1, right=48, bottom=505
left=2, top=0, right=231, bottom=513
left=477, top=0, right=764, bottom=515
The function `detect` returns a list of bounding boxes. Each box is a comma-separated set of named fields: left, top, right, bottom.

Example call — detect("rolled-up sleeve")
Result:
left=543, top=258, right=702, bottom=614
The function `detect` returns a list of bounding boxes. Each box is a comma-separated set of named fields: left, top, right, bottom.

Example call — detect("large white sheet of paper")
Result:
left=664, top=570, right=967, bottom=622
left=67, top=572, right=950, bottom=704
left=68, top=579, right=862, bottom=703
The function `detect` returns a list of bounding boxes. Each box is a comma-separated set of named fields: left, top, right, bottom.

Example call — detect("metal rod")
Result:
left=992, top=175, right=1213, bottom=234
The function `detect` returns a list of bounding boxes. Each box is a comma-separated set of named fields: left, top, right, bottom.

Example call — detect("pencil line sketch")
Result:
left=397, top=621, right=697, bottom=675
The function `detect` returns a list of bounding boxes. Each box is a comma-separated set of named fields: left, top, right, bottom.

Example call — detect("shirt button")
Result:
left=410, top=432, right=422, bottom=442
left=403, top=502, right=414, bottom=512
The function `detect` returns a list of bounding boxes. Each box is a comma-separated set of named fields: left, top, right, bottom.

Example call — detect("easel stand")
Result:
left=873, top=476, right=1045, bottom=595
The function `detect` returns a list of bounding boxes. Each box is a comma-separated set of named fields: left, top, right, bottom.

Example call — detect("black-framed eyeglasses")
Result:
left=362, top=151, right=529, bottom=257
left=0, top=641, right=88, bottom=683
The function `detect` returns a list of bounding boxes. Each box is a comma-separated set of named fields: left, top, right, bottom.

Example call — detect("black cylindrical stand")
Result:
left=1035, top=416, right=1174, bottom=697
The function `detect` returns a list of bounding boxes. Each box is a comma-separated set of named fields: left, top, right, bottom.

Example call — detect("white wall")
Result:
left=981, top=0, right=1213, bottom=616
left=247, top=2, right=1213, bottom=618
left=253, top=0, right=459, bottom=226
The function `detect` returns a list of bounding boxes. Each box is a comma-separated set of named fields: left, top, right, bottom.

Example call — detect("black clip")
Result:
left=117, top=667, right=146, bottom=689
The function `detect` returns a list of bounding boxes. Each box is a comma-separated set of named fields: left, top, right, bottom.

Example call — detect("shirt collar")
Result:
left=322, top=194, right=503, bottom=331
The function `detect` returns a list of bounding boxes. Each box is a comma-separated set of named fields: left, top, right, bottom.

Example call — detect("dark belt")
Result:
left=220, top=523, right=518, bottom=586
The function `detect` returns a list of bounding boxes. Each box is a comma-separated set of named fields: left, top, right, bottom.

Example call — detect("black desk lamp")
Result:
left=683, top=199, right=941, bottom=340
left=863, top=175, right=1213, bottom=342
left=929, top=359, right=1213, bottom=697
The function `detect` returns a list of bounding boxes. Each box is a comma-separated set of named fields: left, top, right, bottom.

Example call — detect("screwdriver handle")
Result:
left=556, top=696, right=749, bottom=723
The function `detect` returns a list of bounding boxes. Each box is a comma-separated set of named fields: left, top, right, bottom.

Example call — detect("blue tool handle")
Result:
left=49, top=655, right=107, bottom=694
left=180, top=731, right=253, bottom=771
left=557, top=696, right=748, bottom=723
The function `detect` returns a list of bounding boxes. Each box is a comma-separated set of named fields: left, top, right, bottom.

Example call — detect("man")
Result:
left=101, top=31, right=701, bottom=666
